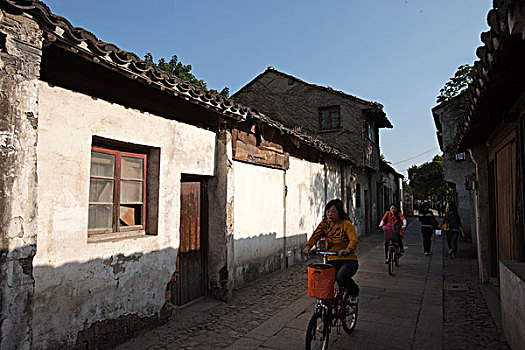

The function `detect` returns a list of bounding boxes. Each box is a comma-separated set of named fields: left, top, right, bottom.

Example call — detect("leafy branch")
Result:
left=436, top=64, right=476, bottom=104
left=144, top=53, right=230, bottom=97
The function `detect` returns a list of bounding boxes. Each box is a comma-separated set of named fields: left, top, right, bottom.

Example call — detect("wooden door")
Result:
left=174, top=181, right=204, bottom=305
left=494, top=139, right=516, bottom=261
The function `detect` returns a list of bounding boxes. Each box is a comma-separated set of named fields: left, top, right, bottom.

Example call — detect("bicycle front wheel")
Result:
left=342, top=297, right=358, bottom=333
left=306, top=310, right=330, bottom=350
left=388, top=248, right=395, bottom=276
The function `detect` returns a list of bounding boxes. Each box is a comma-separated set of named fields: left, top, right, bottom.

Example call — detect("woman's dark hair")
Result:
left=323, top=199, right=350, bottom=221
left=390, top=203, right=401, bottom=220
left=421, top=201, right=430, bottom=212
left=448, top=203, right=457, bottom=213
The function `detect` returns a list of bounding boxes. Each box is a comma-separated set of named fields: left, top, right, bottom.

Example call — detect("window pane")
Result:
left=89, top=179, right=114, bottom=203
left=120, top=204, right=143, bottom=226
left=91, top=152, right=115, bottom=178
left=321, top=110, right=330, bottom=129
left=88, top=204, right=113, bottom=229
left=331, top=110, right=340, bottom=128
left=122, top=156, right=144, bottom=180
left=121, top=180, right=143, bottom=204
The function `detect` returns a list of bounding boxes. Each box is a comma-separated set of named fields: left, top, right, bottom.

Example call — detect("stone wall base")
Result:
left=73, top=304, right=173, bottom=349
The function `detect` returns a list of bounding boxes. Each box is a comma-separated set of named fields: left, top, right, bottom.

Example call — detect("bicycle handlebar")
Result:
left=309, top=249, right=338, bottom=256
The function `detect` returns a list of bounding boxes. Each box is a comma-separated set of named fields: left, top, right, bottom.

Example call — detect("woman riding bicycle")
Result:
left=379, top=203, right=407, bottom=263
left=302, top=199, right=359, bottom=302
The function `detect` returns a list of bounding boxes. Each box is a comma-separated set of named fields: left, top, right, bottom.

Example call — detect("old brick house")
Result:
left=234, top=67, right=394, bottom=235
left=450, top=0, right=525, bottom=348
left=0, top=1, right=361, bottom=348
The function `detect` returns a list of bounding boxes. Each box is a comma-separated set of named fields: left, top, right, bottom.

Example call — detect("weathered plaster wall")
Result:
left=352, top=173, right=368, bottom=236
left=232, top=155, right=350, bottom=286
left=285, top=157, right=325, bottom=265
left=499, top=261, right=525, bottom=350
left=236, top=71, right=369, bottom=167
left=0, top=10, right=42, bottom=350
left=33, top=83, right=216, bottom=348
left=207, top=129, right=235, bottom=302
left=285, top=157, right=325, bottom=236
left=232, top=160, right=284, bottom=285
left=325, top=158, right=342, bottom=200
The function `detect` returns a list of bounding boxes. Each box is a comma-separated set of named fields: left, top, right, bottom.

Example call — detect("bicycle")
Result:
left=305, top=250, right=358, bottom=350
left=383, top=225, right=401, bottom=276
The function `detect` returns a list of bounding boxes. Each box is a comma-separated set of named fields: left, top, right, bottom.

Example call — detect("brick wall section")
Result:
left=236, top=70, right=374, bottom=168
left=0, top=9, right=43, bottom=349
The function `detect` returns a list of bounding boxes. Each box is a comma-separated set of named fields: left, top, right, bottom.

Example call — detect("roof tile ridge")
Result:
left=266, top=66, right=384, bottom=108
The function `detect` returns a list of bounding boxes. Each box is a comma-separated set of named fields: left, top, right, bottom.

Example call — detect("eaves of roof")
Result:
left=379, top=160, right=404, bottom=179
left=1, top=0, right=355, bottom=165
left=455, top=0, right=525, bottom=151
left=234, top=66, right=393, bottom=128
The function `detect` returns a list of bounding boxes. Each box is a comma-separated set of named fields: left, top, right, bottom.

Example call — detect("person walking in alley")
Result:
left=302, top=199, right=360, bottom=302
left=418, top=202, right=439, bottom=255
left=442, top=203, right=465, bottom=258
left=379, top=203, right=407, bottom=263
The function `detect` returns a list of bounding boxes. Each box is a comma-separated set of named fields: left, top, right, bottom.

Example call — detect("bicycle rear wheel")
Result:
left=388, top=248, right=394, bottom=276
left=306, top=310, right=330, bottom=350
left=341, top=297, right=358, bottom=333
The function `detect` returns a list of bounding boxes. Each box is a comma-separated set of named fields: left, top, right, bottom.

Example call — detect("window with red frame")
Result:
left=318, top=106, right=341, bottom=130
left=88, top=147, right=146, bottom=234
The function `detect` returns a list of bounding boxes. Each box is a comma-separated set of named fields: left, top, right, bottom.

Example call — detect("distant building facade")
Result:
left=432, top=97, right=477, bottom=242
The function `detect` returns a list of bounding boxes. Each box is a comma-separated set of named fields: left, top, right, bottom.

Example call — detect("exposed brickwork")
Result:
left=73, top=304, right=173, bottom=350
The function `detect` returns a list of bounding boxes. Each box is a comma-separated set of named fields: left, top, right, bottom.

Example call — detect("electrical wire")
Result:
left=392, top=147, right=439, bottom=165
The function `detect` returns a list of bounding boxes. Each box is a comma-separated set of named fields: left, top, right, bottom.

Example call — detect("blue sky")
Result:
left=44, top=0, right=492, bottom=175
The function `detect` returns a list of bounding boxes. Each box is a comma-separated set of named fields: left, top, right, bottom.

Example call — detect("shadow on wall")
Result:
left=233, top=233, right=307, bottom=287
left=29, top=247, right=177, bottom=349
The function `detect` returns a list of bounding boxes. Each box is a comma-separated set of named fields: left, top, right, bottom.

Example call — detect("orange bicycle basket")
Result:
left=308, top=263, right=335, bottom=300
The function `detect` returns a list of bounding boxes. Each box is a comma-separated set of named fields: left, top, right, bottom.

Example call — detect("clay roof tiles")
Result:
left=234, top=66, right=392, bottom=128
left=455, top=0, right=525, bottom=150
left=2, top=0, right=353, bottom=163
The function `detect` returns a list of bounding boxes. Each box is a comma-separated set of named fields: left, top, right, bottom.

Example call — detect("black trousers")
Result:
left=421, top=227, right=433, bottom=253
left=446, top=229, right=460, bottom=255
left=328, top=259, right=359, bottom=297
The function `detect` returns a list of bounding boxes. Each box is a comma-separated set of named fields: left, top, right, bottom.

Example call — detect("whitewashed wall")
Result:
left=34, top=83, right=216, bottom=348
left=325, top=158, right=342, bottom=199
left=285, top=157, right=325, bottom=236
left=285, top=157, right=325, bottom=265
left=232, top=155, right=352, bottom=285
left=232, top=160, right=284, bottom=285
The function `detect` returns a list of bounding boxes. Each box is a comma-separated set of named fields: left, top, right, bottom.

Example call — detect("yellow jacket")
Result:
left=305, top=219, right=358, bottom=261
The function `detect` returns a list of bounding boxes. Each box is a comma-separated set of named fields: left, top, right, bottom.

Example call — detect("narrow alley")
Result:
left=119, top=218, right=508, bottom=350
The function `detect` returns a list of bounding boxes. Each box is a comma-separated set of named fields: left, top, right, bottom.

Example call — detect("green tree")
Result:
left=380, top=154, right=392, bottom=164
left=144, top=53, right=230, bottom=97
left=436, top=64, right=476, bottom=104
left=407, top=155, right=446, bottom=202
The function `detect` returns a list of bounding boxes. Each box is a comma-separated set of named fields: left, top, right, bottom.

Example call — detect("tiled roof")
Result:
left=456, top=0, right=525, bottom=150
left=234, top=66, right=393, bottom=128
left=2, top=0, right=354, bottom=163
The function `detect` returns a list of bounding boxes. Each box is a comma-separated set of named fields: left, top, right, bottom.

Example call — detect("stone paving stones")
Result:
left=119, top=218, right=510, bottom=350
